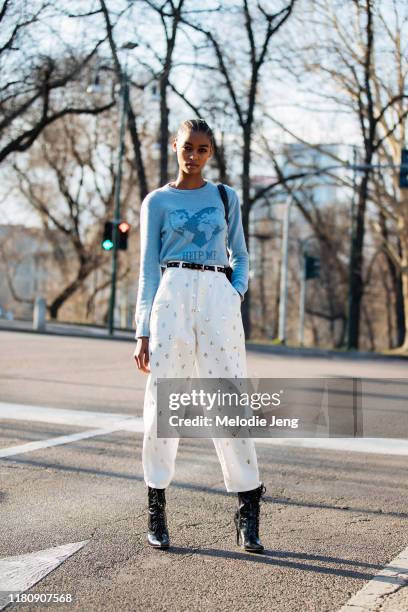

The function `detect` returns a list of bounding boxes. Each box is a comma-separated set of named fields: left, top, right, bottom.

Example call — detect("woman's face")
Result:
left=172, top=129, right=213, bottom=176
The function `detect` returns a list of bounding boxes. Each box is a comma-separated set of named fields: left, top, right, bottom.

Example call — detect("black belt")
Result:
left=164, top=260, right=227, bottom=273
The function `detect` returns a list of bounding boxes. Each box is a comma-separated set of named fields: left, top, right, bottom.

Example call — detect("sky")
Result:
left=1, top=0, right=399, bottom=227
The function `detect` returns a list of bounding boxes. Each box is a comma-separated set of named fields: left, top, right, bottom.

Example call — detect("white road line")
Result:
left=1, top=401, right=408, bottom=456
left=0, top=420, right=143, bottom=459
left=0, top=540, right=90, bottom=611
left=254, top=437, right=408, bottom=456
left=0, top=402, right=133, bottom=428
left=338, top=545, right=408, bottom=611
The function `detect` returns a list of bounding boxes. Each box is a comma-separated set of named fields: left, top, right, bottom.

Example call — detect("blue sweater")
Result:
left=135, top=180, right=249, bottom=338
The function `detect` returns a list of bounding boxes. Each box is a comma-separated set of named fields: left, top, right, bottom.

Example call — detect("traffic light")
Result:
left=101, top=221, right=130, bottom=251
left=305, top=255, right=320, bottom=279
left=399, top=149, right=408, bottom=188
left=102, top=221, right=114, bottom=251
left=117, top=221, right=130, bottom=250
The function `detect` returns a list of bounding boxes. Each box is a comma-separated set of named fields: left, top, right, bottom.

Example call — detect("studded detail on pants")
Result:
left=142, top=266, right=261, bottom=493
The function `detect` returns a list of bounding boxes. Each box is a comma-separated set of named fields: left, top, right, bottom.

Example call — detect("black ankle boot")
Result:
left=147, top=486, right=170, bottom=549
left=234, top=483, right=266, bottom=553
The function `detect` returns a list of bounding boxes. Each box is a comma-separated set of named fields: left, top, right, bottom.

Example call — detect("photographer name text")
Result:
left=168, top=415, right=299, bottom=428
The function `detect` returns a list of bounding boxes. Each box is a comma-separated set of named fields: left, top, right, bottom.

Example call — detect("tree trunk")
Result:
left=214, top=139, right=228, bottom=184
left=347, top=167, right=371, bottom=349
left=241, top=127, right=252, bottom=339
left=48, top=263, right=94, bottom=320
left=399, top=237, right=408, bottom=351
left=395, top=237, right=406, bottom=347
left=362, top=301, right=375, bottom=351
left=159, top=75, right=169, bottom=186
left=378, top=210, right=405, bottom=347
left=126, top=103, right=149, bottom=200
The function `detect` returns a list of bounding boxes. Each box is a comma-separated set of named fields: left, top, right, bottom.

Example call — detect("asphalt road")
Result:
left=0, top=331, right=407, bottom=612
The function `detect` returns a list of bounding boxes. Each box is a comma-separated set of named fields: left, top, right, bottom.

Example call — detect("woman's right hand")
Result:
left=133, top=337, right=151, bottom=373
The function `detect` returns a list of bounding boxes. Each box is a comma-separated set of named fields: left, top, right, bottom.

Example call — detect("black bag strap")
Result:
left=217, top=183, right=229, bottom=223
left=217, top=183, right=230, bottom=258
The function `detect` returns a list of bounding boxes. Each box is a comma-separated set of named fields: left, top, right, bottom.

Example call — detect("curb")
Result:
left=1, top=323, right=407, bottom=362
left=0, top=323, right=133, bottom=343
left=246, top=342, right=408, bottom=362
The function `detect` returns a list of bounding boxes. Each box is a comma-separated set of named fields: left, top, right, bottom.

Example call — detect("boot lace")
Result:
left=244, top=502, right=260, bottom=539
left=150, top=503, right=167, bottom=534
left=148, top=488, right=168, bottom=535
left=239, top=484, right=266, bottom=540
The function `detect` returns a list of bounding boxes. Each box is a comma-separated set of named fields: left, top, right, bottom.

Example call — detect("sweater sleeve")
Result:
left=134, top=193, right=162, bottom=338
left=225, top=186, right=249, bottom=296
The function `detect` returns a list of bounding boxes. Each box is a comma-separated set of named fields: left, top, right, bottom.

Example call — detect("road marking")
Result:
left=338, top=545, right=408, bottom=611
left=255, top=437, right=408, bottom=456
left=0, top=402, right=144, bottom=458
left=1, top=401, right=408, bottom=457
left=0, top=402, right=133, bottom=428
left=0, top=540, right=90, bottom=611
left=0, top=421, right=144, bottom=459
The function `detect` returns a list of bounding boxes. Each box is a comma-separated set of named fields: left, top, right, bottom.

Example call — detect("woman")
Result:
left=134, top=118, right=266, bottom=553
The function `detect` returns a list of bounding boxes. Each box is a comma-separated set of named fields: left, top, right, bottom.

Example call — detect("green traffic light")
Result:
left=102, top=239, right=114, bottom=251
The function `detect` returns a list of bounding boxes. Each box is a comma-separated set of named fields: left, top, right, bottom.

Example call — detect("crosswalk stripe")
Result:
left=338, top=545, right=408, bottom=611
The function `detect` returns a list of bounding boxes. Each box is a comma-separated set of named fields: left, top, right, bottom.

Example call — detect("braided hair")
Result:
left=176, top=119, right=215, bottom=150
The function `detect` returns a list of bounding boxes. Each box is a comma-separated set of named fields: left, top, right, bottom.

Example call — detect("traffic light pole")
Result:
left=298, top=253, right=306, bottom=347
left=278, top=192, right=293, bottom=344
left=298, top=235, right=318, bottom=346
left=108, top=72, right=129, bottom=336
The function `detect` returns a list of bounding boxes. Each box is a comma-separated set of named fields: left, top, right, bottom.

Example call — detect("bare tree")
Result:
left=294, top=0, right=408, bottom=349
left=98, top=0, right=150, bottom=201
left=10, top=112, right=137, bottom=319
left=180, top=0, right=296, bottom=338
left=0, top=1, right=115, bottom=164
left=135, top=0, right=186, bottom=185
left=100, top=0, right=229, bottom=191
left=367, top=0, right=408, bottom=351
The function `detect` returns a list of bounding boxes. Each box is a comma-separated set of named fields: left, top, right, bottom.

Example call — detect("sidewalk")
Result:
left=1, top=318, right=407, bottom=362
left=0, top=318, right=134, bottom=340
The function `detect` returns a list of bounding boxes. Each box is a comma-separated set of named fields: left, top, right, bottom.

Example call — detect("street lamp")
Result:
left=86, top=74, right=102, bottom=95
left=86, top=61, right=115, bottom=94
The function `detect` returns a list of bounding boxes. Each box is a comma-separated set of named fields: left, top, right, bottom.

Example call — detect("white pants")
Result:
left=142, top=265, right=261, bottom=493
